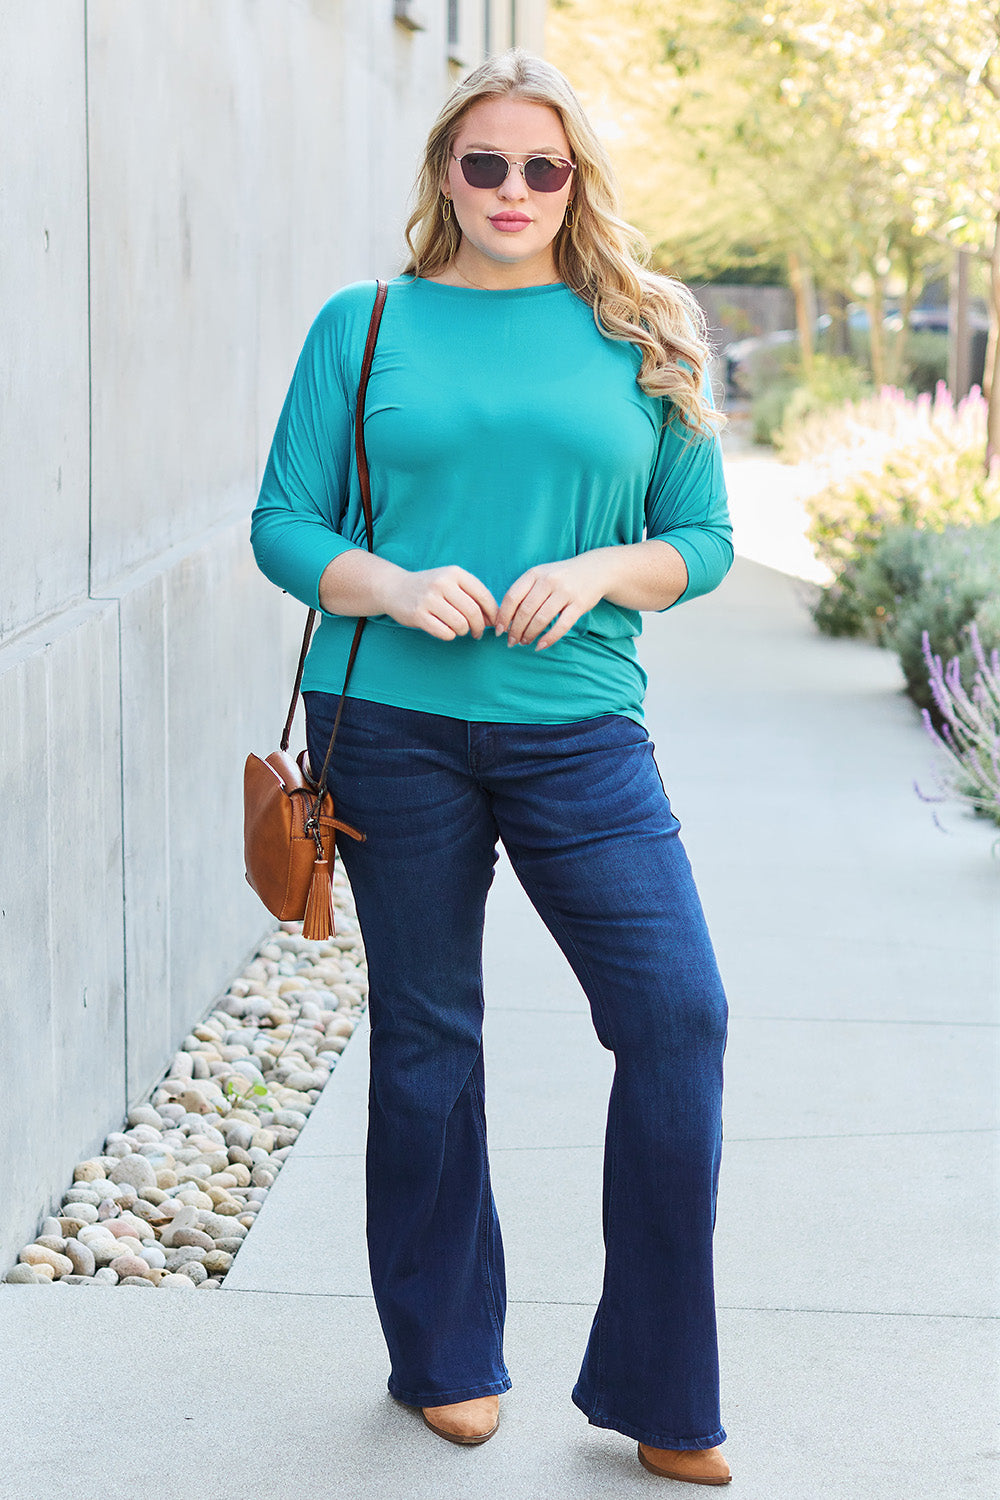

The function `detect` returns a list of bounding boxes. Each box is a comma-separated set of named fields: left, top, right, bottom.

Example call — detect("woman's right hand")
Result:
left=319, top=552, right=499, bottom=641
left=379, top=564, right=499, bottom=640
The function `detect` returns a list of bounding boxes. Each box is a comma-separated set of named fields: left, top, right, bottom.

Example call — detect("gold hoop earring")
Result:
left=441, top=196, right=452, bottom=222
left=564, top=202, right=575, bottom=229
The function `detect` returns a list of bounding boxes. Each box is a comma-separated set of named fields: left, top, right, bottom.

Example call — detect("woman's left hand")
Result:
left=496, top=552, right=617, bottom=651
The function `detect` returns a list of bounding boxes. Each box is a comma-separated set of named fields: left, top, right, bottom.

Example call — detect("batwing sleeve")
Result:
left=250, top=295, right=362, bottom=611
left=644, top=396, right=733, bottom=609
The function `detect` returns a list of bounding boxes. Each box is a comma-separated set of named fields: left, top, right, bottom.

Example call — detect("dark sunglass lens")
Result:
left=524, top=156, right=572, bottom=192
left=460, top=153, right=509, bottom=189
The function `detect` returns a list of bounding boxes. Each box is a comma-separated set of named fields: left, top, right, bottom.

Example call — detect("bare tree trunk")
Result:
left=788, top=247, right=816, bottom=379
left=948, top=246, right=972, bottom=398
left=886, top=262, right=917, bottom=388
left=987, top=210, right=1000, bottom=470
left=828, top=287, right=851, bottom=356
left=866, top=276, right=886, bottom=388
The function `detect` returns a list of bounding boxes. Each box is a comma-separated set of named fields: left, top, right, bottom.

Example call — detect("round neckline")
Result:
left=403, top=275, right=569, bottom=299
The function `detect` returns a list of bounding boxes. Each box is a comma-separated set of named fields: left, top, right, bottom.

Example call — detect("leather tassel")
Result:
left=301, top=857, right=335, bottom=941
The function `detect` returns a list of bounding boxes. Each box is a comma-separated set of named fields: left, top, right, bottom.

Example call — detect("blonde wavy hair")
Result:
left=403, top=50, right=722, bottom=437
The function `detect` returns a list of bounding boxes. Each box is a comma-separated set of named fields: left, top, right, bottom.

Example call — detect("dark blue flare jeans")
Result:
left=304, top=694, right=728, bottom=1451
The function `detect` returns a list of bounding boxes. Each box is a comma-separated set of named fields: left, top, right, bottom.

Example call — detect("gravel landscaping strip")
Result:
left=4, top=870, right=366, bottom=1289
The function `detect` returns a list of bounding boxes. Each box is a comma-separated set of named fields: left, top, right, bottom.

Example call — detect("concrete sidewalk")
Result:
left=1, top=550, right=997, bottom=1499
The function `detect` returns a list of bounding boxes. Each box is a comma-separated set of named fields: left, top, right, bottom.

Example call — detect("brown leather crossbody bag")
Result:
left=243, top=279, right=388, bottom=939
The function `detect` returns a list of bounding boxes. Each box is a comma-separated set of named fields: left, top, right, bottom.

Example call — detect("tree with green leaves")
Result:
left=749, top=0, right=1000, bottom=457
left=549, top=0, right=998, bottom=453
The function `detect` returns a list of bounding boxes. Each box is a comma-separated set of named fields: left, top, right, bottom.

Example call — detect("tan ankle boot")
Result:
left=638, top=1442, right=732, bottom=1484
left=421, top=1395, right=500, bottom=1446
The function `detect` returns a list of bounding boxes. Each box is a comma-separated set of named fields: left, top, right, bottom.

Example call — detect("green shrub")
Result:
left=833, top=323, right=949, bottom=395
left=805, top=417, right=1000, bottom=643
left=775, top=356, right=872, bottom=445
left=903, top=330, right=948, bottom=395
left=813, top=517, right=1000, bottom=713
left=744, top=342, right=801, bottom=444
left=878, top=524, right=1000, bottom=713
left=747, top=350, right=872, bottom=447
left=841, top=526, right=941, bottom=643
left=751, top=380, right=797, bottom=444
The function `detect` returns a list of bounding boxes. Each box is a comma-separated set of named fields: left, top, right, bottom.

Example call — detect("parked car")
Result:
left=722, top=304, right=988, bottom=398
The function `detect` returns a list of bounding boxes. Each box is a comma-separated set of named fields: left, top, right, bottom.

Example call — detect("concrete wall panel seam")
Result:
left=0, top=597, right=119, bottom=671
left=84, top=0, right=95, bottom=606
left=0, top=3, right=90, bottom=642
left=87, top=501, right=257, bottom=603
left=112, top=599, right=130, bottom=1109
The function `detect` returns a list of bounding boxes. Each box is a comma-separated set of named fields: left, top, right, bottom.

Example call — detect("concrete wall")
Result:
left=0, top=0, right=546, bottom=1270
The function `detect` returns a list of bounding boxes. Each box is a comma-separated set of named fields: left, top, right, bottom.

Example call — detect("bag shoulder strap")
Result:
left=280, top=278, right=389, bottom=752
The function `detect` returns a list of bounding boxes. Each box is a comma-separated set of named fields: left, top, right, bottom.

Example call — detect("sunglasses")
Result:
left=452, top=151, right=576, bottom=193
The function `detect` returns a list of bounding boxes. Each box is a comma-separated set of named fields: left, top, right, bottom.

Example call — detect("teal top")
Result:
left=251, top=275, right=732, bottom=725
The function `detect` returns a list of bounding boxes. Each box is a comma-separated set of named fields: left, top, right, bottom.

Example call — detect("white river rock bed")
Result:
left=4, top=871, right=366, bottom=1290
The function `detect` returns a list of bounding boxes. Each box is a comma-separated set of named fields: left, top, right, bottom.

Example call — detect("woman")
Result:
left=251, top=49, right=733, bottom=1487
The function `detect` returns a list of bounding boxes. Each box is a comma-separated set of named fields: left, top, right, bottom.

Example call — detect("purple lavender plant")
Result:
left=917, top=625, right=1000, bottom=825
